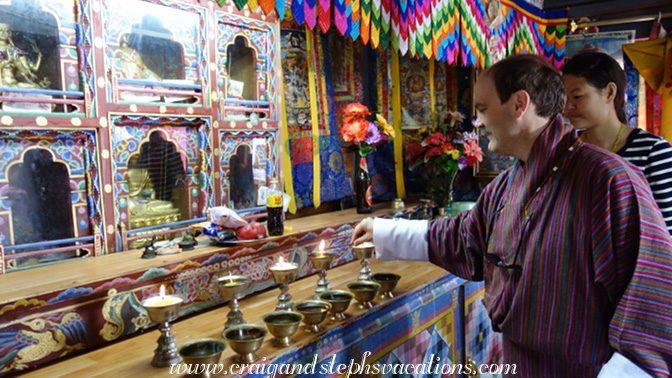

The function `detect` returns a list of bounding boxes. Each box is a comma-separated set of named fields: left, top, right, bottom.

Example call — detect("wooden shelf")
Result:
left=23, top=259, right=450, bottom=378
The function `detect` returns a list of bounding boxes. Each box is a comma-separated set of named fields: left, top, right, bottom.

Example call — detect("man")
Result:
left=352, top=54, right=672, bottom=377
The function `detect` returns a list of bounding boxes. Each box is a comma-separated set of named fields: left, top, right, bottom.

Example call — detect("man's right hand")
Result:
left=351, top=217, right=374, bottom=246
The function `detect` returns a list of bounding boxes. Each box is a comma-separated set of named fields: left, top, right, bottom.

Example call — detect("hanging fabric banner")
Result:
left=361, top=0, right=372, bottom=44
left=380, top=0, right=391, bottom=50
left=501, top=0, right=567, bottom=67
left=371, top=0, right=382, bottom=47
left=399, top=0, right=409, bottom=55
left=335, top=0, right=348, bottom=35
left=351, top=0, right=361, bottom=40
left=276, top=0, right=286, bottom=20
left=293, top=0, right=305, bottom=26
left=318, top=0, right=331, bottom=32
left=260, top=0, right=275, bottom=16
left=305, top=0, right=317, bottom=29
left=408, top=0, right=416, bottom=57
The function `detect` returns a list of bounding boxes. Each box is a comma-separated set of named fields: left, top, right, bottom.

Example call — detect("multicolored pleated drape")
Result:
left=501, top=0, right=567, bottom=68
left=280, top=29, right=352, bottom=210
left=228, top=0, right=566, bottom=66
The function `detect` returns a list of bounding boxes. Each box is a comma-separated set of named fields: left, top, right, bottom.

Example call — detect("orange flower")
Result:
left=341, top=118, right=369, bottom=142
left=343, top=103, right=371, bottom=124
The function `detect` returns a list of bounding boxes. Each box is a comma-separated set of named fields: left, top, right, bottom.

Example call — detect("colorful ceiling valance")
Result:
left=222, top=0, right=567, bottom=67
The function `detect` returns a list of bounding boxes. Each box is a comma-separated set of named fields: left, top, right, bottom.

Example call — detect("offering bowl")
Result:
left=347, top=281, right=381, bottom=309
left=295, top=300, right=332, bottom=333
left=223, top=324, right=267, bottom=364
left=370, top=273, right=401, bottom=299
left=319, top=290, right=354, bottom=321
left=177, top=339, right=226, bottom=377
left=263, top=311, right=304, bottom=347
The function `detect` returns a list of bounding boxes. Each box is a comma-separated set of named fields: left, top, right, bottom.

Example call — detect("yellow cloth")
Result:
left=623, top=37, right=672, bottom=141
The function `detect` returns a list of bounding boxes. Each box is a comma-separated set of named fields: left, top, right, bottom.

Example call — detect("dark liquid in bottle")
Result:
left=267, top=206, right=284, bottom=236
left=356, top=176, right=372, bottom=214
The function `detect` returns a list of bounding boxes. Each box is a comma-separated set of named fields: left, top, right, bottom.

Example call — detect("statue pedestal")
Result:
left=1, top=92, right=53, bottom=113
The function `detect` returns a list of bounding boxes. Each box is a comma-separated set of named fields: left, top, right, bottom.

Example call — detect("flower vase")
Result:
left=421, top=165, right=457, bottom=218
left=355, top=156, right=372, bottom=214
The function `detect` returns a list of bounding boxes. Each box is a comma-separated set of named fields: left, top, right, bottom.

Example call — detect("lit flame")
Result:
left=319, top=240, right=325, bottom=251
left=159, top=285, right=166, bottom=300
left=278, top=256, right=284, bottom=264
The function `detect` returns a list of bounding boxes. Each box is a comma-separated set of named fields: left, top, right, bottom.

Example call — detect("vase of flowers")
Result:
left=341, top=103, right=395, bottom=214
left=404, top=111, right=483, bottom=215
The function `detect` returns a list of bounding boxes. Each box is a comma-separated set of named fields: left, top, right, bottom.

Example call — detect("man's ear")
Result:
left=512, top=90, right=530, bottom=118
left=605, top=82, right=617, bottom=103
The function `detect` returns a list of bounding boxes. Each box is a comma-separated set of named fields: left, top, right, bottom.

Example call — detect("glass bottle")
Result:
left=356, top=157, right=372, bottom=214
left=266, top=180, right=284, bottom=236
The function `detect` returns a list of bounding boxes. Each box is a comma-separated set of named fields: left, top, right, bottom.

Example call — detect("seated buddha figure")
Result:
left=126, top=164, right=181, bottom=231
left=0, top=22, right=50, bottom=89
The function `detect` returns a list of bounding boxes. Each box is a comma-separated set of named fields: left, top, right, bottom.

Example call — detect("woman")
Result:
left=563, top=51, right=672, bottom=235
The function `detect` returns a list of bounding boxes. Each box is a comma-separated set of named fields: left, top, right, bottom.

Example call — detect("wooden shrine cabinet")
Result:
left=215, top=11, right=280, bottom=213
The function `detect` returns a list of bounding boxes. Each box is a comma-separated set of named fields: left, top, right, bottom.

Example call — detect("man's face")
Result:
left=473, top=74, right=518, bottom=156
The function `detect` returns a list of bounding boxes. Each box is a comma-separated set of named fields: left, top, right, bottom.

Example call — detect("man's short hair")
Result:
left=483, top=54, right=566, bottom=118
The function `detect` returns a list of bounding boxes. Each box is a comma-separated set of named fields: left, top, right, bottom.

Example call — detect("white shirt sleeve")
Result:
left=372, top=218, right=429, bottom=261
left=597, top=352, right=652, bottom=378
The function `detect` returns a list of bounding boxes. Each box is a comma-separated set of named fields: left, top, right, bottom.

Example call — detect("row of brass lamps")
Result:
left=139, top=240, right=401, bottom=374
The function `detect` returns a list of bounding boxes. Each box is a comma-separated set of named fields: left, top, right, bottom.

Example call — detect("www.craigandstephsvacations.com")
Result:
left=169, top=351, right=518, bottom=377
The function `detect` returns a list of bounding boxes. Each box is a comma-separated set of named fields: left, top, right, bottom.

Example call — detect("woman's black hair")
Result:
left=562, top=51, right=626, bottom=123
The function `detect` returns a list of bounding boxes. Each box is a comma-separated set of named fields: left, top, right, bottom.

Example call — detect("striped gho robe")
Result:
left=428, top=116, right=672, bottom=377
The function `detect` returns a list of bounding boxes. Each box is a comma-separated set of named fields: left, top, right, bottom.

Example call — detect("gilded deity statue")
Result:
left=0, top=22, right=50, bottom=88
left=126, top=164, right=181, bottom=230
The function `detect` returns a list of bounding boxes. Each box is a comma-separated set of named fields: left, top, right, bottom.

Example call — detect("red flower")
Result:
left=423, top=132, right=446, bottom=146
left=467, top=156, right=478, bottom=166
left=425, top=146, right=445, bottom=160
left=404, top=139, right=427, bottom=165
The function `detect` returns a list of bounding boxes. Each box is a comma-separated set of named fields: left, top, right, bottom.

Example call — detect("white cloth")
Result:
left=372, top=218, right=429, bottom=261
left=598, top=353, right=652, bottom=378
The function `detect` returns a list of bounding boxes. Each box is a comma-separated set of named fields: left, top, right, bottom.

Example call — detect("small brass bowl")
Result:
left=391, top=198, right=405, bottom=210
left=347, top=281, right=381, bottom=309
left=353, top=242, right=375, bottom=260
left=371, top=273, right=401, bottom=299
left=263, top=311, right=304, bottom=347
left=177, top=339, right=226, bottom=378
left=213, top=275, right=251, bottom=301
left=295, top=300, right=332, bottom=333
left=319, top=290, right=354, bottom=321
left=223, top=324, right=267, bottom=364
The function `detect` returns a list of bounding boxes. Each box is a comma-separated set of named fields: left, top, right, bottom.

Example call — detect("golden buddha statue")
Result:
left=0, top=22, right=50, bottom=89
left=126, top=164, right=181, bottom=248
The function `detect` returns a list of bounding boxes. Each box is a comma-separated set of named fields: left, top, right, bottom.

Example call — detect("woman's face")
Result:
left=563, top=74, right=613, bottom=130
